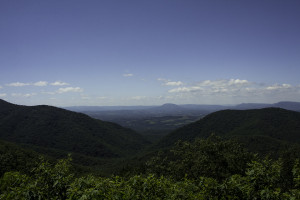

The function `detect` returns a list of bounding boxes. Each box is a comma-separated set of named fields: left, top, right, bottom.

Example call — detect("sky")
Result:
left=0, top=0, right=300, bottom=106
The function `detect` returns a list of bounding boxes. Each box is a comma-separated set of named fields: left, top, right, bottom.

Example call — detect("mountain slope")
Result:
left=0, top=99, right=149, bottom=158
left=157, top=108, right=300, bottom=153
left=273, top=101, right=300, bottom=112
left=0, top=139, right=43, bottom=176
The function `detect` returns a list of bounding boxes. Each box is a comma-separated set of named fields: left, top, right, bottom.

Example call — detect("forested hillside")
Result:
left=157, top=108, right=300, bottom=155
left=0, top=139, right=43, bottom=176
left=0, top=99, right=149, bottom=159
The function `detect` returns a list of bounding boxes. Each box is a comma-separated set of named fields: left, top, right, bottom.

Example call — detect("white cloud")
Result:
left=42, top=91, right=56, bottom=95
left=168, top=86, right=202, bottom=93
left=43, top=85, right=83, bottom=95
left=33, top=81, right=48, bottom=86
left=11, top=93, right=36, bottom=97
left=6, top=82, right=30, bottom=87
left=164, top=78, right=300, bottom=103
left=168, top=87, right=187, bottom=93
left=123, top=73, right=133, bottom=77
left=97, top=96, right=108, bottom=100
left=131, top=96, right=146, bottom=100
left=6, top=81, right=48, bottom=87
left=168, top=79, right=253, bottom=95
left=158, top=78, right=184, bottom=86
left=157, top=78, right=168, bottom=82
left=24, top=93, right=37, bottom=97
left=0, top=93, right=7, bottom=97
left=57, top=87, right=83, bottom=94
left=197, top=79, right=249, bottom=88
left=0, top=86, right=2, bottom=89
left=266, top=84, right=291, bottom=90
left=165, top=81, right=184, bottom=86
left=51, top=81, right=69, bottom=86
left=228, top=79, right=249, bottom=85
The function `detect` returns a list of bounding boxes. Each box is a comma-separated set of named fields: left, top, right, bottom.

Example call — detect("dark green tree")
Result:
left=147, top=135, right=254, bottom=181
left=0, top=156, right=73, bottom=199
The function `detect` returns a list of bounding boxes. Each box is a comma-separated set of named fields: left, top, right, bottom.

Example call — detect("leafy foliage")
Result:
left=0, top=140, right=41, bottom=176
left=0, top=156, right=73, bottom=199
left=2, top=154, right=300, bottom=199
left=147, top=135, right=254, bottom=181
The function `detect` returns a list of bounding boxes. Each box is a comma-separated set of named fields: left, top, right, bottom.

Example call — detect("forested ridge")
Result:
left=157, top=108, right=300, bottom=156
left=2, top=136, right=300, bottom=199
left=0, top=99, right=149, bottom=168
left=1, top=99, right=300, bottom=199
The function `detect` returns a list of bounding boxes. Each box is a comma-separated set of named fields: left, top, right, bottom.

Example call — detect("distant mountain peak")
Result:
left=158, top=103, right=186, bottom=111
left=161, top=103, right=180, bottom=108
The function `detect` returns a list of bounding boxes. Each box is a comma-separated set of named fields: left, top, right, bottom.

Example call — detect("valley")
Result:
left=66, top=101, right=300, bottom=142
left=1, top=99, right=300, bottom=198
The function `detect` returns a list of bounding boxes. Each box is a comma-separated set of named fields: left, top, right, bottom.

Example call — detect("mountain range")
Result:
left=66, top=101, right=300, bottom=114
left=1, top=98, right=300, bottom=174
left=64, top=101, right=300, bottom=140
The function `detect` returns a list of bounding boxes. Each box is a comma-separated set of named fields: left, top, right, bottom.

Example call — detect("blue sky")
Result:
left=1, top=0, right=300, bottom=106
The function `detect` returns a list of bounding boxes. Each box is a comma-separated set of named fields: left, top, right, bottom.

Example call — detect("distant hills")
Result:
left=2, top=99, right=300, bottom=161
left=0, top=99, right=149, bottom=159
left=65, top=101, right=300, bottom=139
left=145, top=103, right=194, bottom=115
left=67, top=103, right=206, bottom=119
left=2, top=98, right=300, bottom=175
left=65, top=101, right=300, bottom=113
left=157, top=107, right=300, bottom=155
left=69, top=103, right=207, bottom=138
left=233, top=101, right=300, bottom=111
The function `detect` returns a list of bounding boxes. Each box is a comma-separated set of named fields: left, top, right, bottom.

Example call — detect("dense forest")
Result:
left=2, top=136, right=300, bottom=199
left=1, top=99, right=300, bottom=199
